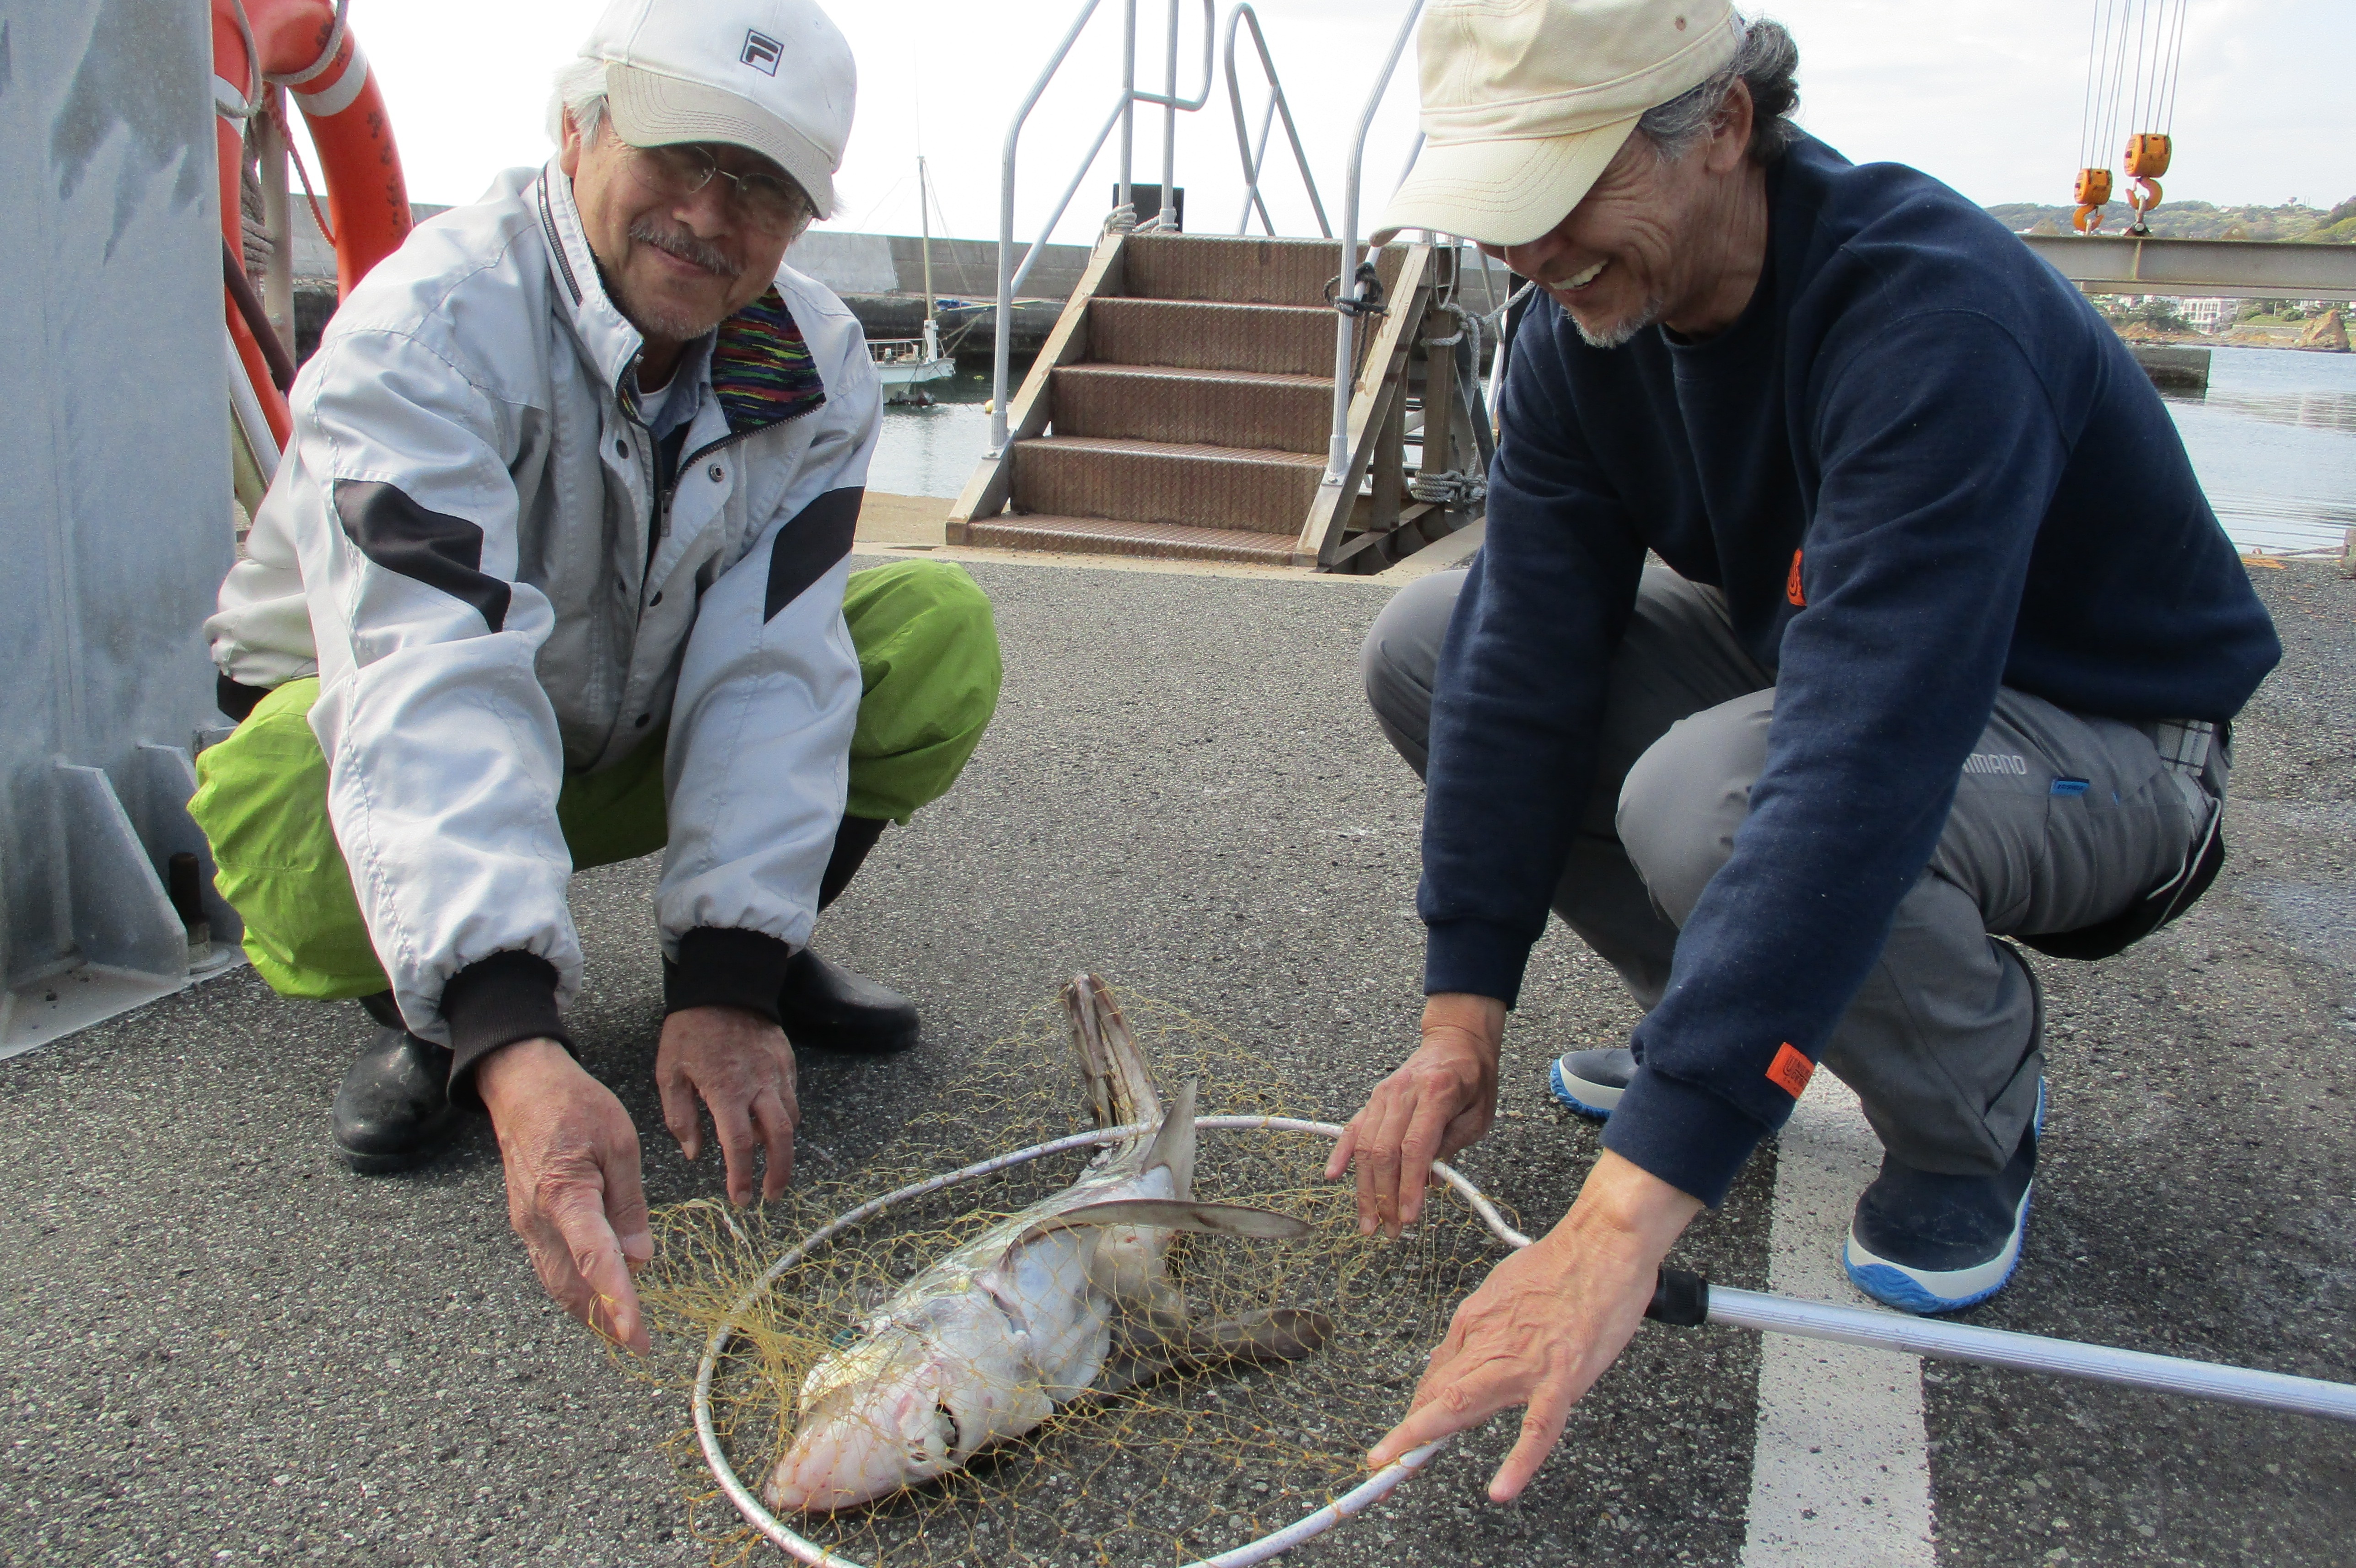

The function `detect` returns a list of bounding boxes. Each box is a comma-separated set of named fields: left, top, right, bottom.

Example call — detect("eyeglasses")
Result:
left=621, top=142, right=809, bottom=236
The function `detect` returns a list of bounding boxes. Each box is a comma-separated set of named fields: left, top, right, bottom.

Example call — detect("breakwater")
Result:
left=283, top=204, right=1090, bottom=363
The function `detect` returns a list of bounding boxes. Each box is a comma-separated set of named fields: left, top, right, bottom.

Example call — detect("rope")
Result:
left=2127, top=0, right=2152, bottom=140
left=222, top=0, right=354, bottom=113
left=221, top=0, right=261, bottom=123
left=1323, top=260, right=1386, bottom=319
left=273, top=94, right=336, bottom=247
left=1477, top=279, right=1537, bottom=338
left=268, top=0, right=350, bottom=89
left=1407, top=468, right=1485, bottom=506
left=1407, top=302, right=1486, bottom=507
left=1420, top=300, right=1476, bottom=351
left=2112, top=2, right=2134, bottom=160
left=2161, top=0, right=2189, bottom=138
left=2075, top=1, right=2099, bottom=172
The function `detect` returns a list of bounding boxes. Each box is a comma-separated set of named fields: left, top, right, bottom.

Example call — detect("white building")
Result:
left=2176, top=296, right=2237, bottom=333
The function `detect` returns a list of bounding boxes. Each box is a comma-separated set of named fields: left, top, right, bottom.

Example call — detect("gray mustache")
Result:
left=628, top=220, right=742, bottom=279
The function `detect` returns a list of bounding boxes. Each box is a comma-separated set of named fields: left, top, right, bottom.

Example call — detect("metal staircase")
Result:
left=950, top=233, right=1386, bottom=565
left=954, top=0, right=1491, bottom=572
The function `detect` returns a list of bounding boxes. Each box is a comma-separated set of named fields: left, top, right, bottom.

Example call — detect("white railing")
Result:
left=988, top=0, right=1440, bottom=479
left=1322, top=0, right=1426, bottom=484
left=1224, top=4, right=1327, bottom=238
left=989, top=0, right=1215, bottom=455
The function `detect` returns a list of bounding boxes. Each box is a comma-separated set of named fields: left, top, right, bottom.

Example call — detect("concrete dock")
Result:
left=3, top=541, right=2350, bottom=1566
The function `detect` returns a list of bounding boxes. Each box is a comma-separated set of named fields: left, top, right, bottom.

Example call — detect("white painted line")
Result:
left=1739, top=1074, right=1936, bottom=1568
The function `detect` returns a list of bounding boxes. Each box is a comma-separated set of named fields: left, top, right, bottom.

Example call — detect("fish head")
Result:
left=764, top=1329, right=964, bottom=1513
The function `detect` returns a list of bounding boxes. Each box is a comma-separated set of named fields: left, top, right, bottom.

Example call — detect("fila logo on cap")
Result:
left=740, top=29, right=783, bottom=75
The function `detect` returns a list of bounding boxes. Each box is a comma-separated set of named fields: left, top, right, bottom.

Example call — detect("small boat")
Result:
left=870, top=156, right=957, bottom=405
left=871, top=317, right=957, bottom=404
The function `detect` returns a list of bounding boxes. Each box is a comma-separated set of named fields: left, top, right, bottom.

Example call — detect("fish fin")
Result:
left=1173, top=1305, right=1336, bottom=1365
left=1022, top=1197, right=1310, bottom=1246
left=1140, top=1077, right=1199, bottom=1196
left=1097, top=1307, right=1337, bottom=1395
left=1062, top=974, right=1162, bottom=1133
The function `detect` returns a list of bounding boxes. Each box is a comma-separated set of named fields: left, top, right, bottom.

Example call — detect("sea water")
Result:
left=870, top=344, right=2356, bottom=557
left=863, top=358, right=1003, bottom=504
left=2162, top=346, right=2356, bottom=555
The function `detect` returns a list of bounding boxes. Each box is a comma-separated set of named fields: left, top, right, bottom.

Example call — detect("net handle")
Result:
left=691, top=1114, right=1526, bottom=1568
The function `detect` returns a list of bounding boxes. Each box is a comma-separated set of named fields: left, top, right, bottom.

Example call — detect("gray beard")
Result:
left=614, top=289, right=724, bottom=346
left=602, top=221, right=742, bottom=344
left=1570, top=294, right=1667, bottom=349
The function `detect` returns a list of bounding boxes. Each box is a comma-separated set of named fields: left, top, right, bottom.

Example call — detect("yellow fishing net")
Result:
left=634, top=983, right=1514, bottom=1567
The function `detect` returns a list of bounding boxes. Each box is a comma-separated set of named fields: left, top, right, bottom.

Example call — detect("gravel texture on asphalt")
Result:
left=2, top=556, right=2349, bottom=1567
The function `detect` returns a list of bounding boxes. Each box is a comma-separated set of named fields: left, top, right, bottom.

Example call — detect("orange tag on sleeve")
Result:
left=1766, top=1042, right=1815, bottom=1098
left=1785, top=549, right=1806, bottom=607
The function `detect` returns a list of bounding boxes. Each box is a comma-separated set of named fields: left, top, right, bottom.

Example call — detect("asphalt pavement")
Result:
left=3, top=554, right=2350, bottom=1567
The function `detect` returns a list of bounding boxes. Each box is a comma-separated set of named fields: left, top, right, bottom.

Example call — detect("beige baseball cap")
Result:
left=582, top=0, right=856, bottom=219
left=1372, top=0, right=1745, bottom=247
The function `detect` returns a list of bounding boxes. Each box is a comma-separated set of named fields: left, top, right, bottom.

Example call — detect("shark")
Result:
left=764, top=973, right=1331, bottom=1513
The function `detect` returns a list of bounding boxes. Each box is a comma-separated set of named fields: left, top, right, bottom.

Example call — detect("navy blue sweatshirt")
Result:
left=1420, top=133, right=2280, bottom=1207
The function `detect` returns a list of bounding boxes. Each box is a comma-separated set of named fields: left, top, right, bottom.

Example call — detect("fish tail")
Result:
left=1062, top=974, right=1162, bottom=1135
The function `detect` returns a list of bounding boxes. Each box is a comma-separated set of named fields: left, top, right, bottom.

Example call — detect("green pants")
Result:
left=190, top=559, right=1000, bottom=1002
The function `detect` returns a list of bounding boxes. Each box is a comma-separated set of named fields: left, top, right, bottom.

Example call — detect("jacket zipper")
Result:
left=641, top=393, right=824, bottom=575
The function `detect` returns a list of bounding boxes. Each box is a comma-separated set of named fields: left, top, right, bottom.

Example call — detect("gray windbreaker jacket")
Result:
left=206, top=160, right=880, bottom=1074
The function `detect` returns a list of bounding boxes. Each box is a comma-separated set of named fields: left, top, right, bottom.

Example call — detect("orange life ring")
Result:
left=212, top=0, right=413, bottom=447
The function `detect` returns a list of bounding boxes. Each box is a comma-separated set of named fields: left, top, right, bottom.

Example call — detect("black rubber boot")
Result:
left=776, top=949, right=920, bottom=1054
left=818, top=815, right=891, bottom=912
left=332, top=1015, right=459, bottom=1174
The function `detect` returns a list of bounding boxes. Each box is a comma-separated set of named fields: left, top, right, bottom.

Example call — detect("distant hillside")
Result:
left=2309, top=197, right=2356, bottom=243
left=1983, top=196, right=2356, bottom=242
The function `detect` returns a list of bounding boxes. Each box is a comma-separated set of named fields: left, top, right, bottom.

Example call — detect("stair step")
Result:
left=1087, top=298, right=1334, bottom=376
left=1050, top=365, right=1333, bottom=452
left=964, top=515, right=1300, bottom=566
left=1011, top=436, right=1326, bottom=532
left=1123, top=232, right=1341, bottom=308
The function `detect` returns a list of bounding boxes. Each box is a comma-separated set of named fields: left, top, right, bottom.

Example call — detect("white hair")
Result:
left=1635, top=16, right=1801, bottom=165
left=548, top=57, right=609, bottom=145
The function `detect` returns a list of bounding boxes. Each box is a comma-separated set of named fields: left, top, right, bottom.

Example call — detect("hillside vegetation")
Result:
left=1984, top=196, right=2356, bottom=242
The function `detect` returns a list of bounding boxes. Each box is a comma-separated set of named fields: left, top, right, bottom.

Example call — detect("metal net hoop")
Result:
left=691, top=1113, right=1534, bottom=1568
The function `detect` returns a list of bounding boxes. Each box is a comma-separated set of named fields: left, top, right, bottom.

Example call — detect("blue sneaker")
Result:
left=1548, top=1047, right=1634, bottom=1119
left=1843, top=1082, right=2045, bottom=1314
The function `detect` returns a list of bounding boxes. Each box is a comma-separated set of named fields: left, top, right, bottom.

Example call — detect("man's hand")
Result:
left=476, top=1037, right=654, bottom=1353
left=1324, top=993, right=1506, bottom=1237
left=1366, top=1150, right=1704, bottom=1500
left=654, top=1005, right=799, bottom=1205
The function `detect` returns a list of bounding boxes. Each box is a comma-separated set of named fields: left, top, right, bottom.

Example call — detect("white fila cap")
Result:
left=581, top=0, right=857, bottom=220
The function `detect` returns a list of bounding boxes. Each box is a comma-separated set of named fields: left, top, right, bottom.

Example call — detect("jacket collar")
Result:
left=709, top=288, right=827, bottom=434
left=534, top=160, right=643, bottom=400
left=536, top=161, right=826, bottom=436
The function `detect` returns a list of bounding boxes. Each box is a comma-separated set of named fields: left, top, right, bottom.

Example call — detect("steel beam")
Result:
left=2020, top=233, right=2356, bottom=302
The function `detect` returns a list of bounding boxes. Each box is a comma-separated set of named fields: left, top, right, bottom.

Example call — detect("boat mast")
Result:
left=918, top=155, right=939, bottom=362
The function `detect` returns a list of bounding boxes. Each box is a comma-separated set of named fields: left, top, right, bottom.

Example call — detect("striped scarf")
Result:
left=712, top=287, right=828, bottom=434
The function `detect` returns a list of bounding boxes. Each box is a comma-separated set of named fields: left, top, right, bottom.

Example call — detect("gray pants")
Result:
left=1363, top=565, right=2221, bottom=1177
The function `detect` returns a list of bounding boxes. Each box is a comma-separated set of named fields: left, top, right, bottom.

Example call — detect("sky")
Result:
left=344, top=0, right=2355, bottom=244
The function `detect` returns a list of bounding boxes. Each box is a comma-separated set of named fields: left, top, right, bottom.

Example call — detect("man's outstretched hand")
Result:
left=1365, top=1150, right=1703, bottom=1500
left=655, top=1004, right=800, bottom=1205
left=476, top=1036, right=654, bottom=1353
left=1324, top=992, right=1506, bottom=1236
